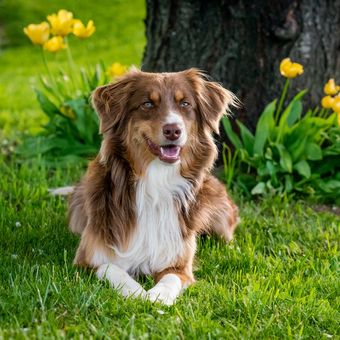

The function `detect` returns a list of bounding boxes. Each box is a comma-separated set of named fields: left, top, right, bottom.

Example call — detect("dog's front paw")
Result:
left=147, top=284, right=177, bottom=305
left=96, top=263, right=147, bottom=299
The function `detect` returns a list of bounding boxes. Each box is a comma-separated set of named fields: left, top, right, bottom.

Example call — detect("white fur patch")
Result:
left=97, top=263, right=146, bottom=298
left=164, top=111, right=188, bottom=145
left=91, top=249, right=112, bottom=267
left=113, top=159, right=192, bottom=275
left=147, top=273, right=182, bottom=305
left=165, top=111, right=185, bottom=126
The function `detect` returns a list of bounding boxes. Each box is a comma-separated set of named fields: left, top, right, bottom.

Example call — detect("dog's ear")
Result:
left=184, top=68, right=238, bottom=134
left=92, top=71, right=137, bottom=133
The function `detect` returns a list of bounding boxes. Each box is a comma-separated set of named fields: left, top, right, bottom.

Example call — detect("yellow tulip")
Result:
left=321, top=96, right=335, bottom=109
left=280, top=58, right=304, bottom=78
left=47, top=9, right=74, bottom=36
left=108, top=62, right=127, bottom=78
left=73, top=19, right=95, bottom=39
left=323, top=78, right=338, bottom=95
left=43, top=36, right=66, bottom=53
left=23, top=22, right=50, bottom=45
left=332, top=95, right=340, bottom=113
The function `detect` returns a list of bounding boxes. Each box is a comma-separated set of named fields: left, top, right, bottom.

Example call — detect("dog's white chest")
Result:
left=113, top=159, right=191, bottom=275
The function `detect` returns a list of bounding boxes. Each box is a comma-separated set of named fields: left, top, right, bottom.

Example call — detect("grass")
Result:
left=0, top=157, right=339, bottom=338
left=1, top=1, right=339, bottom=338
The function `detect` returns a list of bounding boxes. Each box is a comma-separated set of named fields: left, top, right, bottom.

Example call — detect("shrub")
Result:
left=222, top=59, right=340, bottom=203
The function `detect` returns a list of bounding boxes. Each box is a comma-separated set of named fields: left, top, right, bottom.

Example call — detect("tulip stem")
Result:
left=64, top=36, right=78, bottom=92
left=41, top=48, right=54, bottom=86
left=275, top=79, right=290, bottom=123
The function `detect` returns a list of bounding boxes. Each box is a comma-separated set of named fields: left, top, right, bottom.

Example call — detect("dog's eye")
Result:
left=141, top=101, right=154, bottom=109
left=180, top=101, right=190, bottom=107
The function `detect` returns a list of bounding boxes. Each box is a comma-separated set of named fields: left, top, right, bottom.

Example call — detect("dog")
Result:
left=68, top=68, right=239, bottom=305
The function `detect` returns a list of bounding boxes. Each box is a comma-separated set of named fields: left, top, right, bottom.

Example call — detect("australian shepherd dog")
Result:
left=68, top=68, right=239, bottom=305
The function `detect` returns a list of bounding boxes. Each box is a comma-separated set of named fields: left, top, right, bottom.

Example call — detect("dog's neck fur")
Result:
left=112, top=159, right=192, bottom=276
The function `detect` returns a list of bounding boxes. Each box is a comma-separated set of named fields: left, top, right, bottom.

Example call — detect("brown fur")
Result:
left=68, top=68, right=239, bottom=289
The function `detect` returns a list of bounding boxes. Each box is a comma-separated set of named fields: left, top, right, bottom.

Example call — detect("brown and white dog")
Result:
left=68, top=68, right=239, bottom=305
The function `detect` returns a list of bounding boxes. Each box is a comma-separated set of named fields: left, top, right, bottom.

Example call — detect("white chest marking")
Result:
left=113, top=159, right=192, bottom=275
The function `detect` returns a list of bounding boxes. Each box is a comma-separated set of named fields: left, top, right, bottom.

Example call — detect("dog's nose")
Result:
left=163, top=124, right=182, bottom=141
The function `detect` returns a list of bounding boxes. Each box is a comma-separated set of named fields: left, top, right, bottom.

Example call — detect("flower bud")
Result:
left=280, top=58, right=304, bottom=79
left=43, top=36, right=66, bottom=53
left=108, top=62, right=127, bottom=78
left=47, top=9, right=74, bottom=36
left=23, top=22, right=50, bottom=45
left=73, top=20, right=96, bottom=39
left=324, top=79, right=338, bottom=96
left=332, top=95, right=340, bottom=113
left=321, top=96, right=335, bottom=109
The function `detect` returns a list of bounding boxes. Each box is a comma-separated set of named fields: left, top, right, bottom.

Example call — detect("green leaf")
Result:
left=253, top=100, right=276, bottom=156
left=251, top=182, right=266, bottom=195
left=276, top=90, right=307, bottom=142
left=284, top=175, right=293, bottom=193
left=35, top=90, right=62, bottom=118
left=294, top=160, right=311, bottom=178
left=313, top=156, right=340, bottom=175
left=258, top=163, right=268, bottom=177
left=237, top=121, right=254, bottom=156
left=64, top=97, right=97, bottom=144
left=306, top=143, right=323, bottom=160
left=221, top=117, right=243, bottom=149
left=287, top=135, right=308, bottom=162
left=275, top=143, right=292, bottom=173
left=279, top=98, right=303, bottom=130
left=266, top=160, right=276, bottom=177
left=277, top=100, right=303, bottom=142
left=317, top=180, right=340, bottom=194
left=286, top=100, right=302, bottom=127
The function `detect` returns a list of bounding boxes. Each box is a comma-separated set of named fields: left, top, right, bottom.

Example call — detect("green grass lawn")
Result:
left=0, top=157, right=339, bottom=338
left=1, top=1, right=339, bottom=338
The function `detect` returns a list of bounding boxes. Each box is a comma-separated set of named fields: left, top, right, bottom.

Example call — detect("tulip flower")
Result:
left=73, top=20, right=95, bottom=39
left=47, top=9, right=74, bottom=36
left=23, top=22, right=50, bottom=45
left=43, top=36, right=66, bottom=53
left=280, top=58, right=304, bottom=78
left=321, top=96, right=335, bottom=109
left=332, top=95, right=340, bottom=113
left=323, top=79, right=338, bottom=96
left=108, top=62, right=127, bottom=78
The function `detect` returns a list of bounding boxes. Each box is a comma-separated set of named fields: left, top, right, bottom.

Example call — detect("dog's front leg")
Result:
left=147, top=236, right=196, bottom=305
left=147, top=273, right=183, bottom=306
left=96, top=263, right=146, bottom=298
left=74, top=227, right=147, bottom=299
left=148, top=267, right=195, bottom=306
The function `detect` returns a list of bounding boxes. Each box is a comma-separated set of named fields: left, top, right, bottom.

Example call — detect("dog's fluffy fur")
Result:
left=68, top=68, right=239, bottom=305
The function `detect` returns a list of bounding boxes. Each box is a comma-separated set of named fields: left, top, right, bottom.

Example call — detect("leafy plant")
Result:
left=18, top=63, right=109, bottom=165
left=19, top=9, right=128, bottom=164
left=222, top=59, right=340, bottom=202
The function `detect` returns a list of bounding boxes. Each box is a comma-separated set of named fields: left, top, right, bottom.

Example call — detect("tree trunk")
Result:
left=143, top=0, right=340, bottom=129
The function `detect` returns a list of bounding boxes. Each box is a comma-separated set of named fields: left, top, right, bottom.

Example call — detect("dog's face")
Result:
left=93, top=68, right=236, bottom=170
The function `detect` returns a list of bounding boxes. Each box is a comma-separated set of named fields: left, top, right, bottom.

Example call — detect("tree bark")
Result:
left=143, top=0, right=340, bottom=129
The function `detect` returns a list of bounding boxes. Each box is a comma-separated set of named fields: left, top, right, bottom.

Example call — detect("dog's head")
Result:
left=93, top=68, right=237, bottom=173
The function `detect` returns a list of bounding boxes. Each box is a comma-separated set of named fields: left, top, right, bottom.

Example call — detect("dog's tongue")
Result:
left=160, top=145, right=181, bottom=163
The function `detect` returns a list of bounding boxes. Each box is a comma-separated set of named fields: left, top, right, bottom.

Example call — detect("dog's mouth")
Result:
left=145, top=137, right=181, bottom=164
